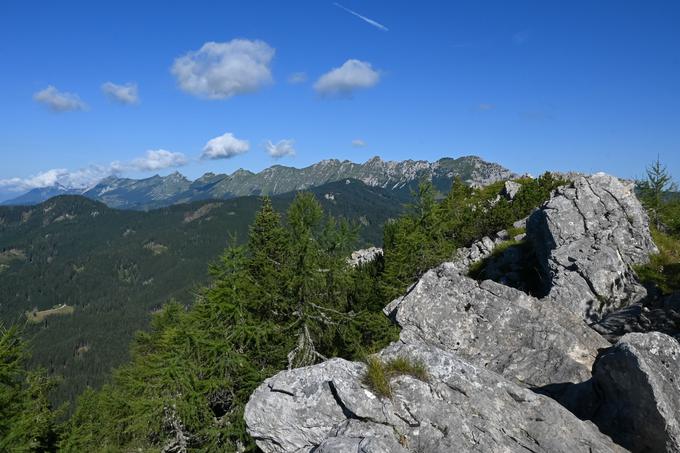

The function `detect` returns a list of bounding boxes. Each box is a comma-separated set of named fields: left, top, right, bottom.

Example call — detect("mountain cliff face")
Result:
left=2, top=156, right=515, bottom=210
left=244, top=174, right=680, bottom=453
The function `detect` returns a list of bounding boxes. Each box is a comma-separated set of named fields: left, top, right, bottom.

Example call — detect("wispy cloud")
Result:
left=333, top=2, right=388, bottom=32
left=102, top=82, right=139, bottom=105
left=127, top=150, right=187, bottom=171
left=265, top=139, right=296, bottom=158
left=477, top=103, right=495, bottom=111
left=171, top=39, right=275, bottom=100
left=33, top=86, right=87, bottom=112
left=513, top=30, right=530, bottom=45
left=288, top=72, right=308, bottom=84
left=314, top=59, right=381, bottom=97
left=201, top=132, right=250, bottom=159
left=351, top=139, right=366, bottom=148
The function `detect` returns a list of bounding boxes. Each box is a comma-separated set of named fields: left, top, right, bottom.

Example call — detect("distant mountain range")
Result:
left=2, top=156, right=515, bottom=209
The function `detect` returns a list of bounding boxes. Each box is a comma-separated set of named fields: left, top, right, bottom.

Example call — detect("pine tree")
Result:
left=0, top=323, right=60, bottom=452
left=639, top=157, right=677, bottom=229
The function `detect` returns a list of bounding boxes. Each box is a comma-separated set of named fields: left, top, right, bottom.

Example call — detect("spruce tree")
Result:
left=639, top=157, right=677, bottom=229
left=0, top=323, right=60, bottom=452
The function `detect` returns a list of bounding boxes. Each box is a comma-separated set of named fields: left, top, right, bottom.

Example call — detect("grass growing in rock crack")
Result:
left=362, top=355, right=429, bottom=398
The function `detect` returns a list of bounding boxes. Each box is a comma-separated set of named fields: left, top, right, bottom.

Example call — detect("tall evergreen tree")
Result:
left=0, top=323, right=60, bottom=452
left=639, top=157, right=677, bottom=229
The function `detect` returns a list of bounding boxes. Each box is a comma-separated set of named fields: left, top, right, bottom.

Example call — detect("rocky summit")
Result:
left=245, top=173, right=679, bottom=453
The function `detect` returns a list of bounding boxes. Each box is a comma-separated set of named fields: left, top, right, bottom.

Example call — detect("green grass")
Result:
left=635, top=228, right=680, bottom=295
left=506, top=225, right=526, bottom=238
left=26, top=304, right=75, bottom=323
left=467, top=239, right=522, bottom=280
left=362, top=355, right=429, bottom=398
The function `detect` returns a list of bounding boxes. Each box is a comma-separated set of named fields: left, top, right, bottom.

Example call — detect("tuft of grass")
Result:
left=362, top=355, right=429, bottom=399
left=506, top=225, right=526, bottom=238
left=386, top=356, right=429, bottom=382
left=363, top=356, right=392, bottom=398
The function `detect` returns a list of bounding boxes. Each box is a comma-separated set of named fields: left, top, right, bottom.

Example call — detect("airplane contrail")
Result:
left=333, top=2, right=389, bottom=32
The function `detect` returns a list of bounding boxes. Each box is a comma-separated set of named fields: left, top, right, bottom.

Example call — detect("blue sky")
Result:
left=0, top=0, right=678, bottom=200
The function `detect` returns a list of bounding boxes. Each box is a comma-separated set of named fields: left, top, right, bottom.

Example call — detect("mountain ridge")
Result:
left=2, top=155, right=515, bottom=209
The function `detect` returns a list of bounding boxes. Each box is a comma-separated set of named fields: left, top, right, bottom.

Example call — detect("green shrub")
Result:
left=635, top=228, right=680, bottom=295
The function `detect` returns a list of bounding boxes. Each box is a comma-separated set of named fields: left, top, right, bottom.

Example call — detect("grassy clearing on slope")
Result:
left=26, top=305, right=75, bottom=323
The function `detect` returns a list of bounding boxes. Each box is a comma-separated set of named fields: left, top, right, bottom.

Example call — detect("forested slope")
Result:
left=0, top=179, right=406, bottom=404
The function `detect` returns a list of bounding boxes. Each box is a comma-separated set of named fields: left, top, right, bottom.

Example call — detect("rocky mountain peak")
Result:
left=2, top=155, right=515, bottom=209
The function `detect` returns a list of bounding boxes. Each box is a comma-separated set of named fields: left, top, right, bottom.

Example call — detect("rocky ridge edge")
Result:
left=244, top=173, right=679, bottom=452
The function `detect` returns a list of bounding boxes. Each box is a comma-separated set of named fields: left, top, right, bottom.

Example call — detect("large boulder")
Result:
left=385, top=262, right=609, bottom=387
left=528, top=173, right=657, bottom=322
left=591, top=332, right=680, bottom=452
left=245, top=342, right=624, bottom=453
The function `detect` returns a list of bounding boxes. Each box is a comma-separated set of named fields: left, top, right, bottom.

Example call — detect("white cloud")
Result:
left=265, top=139, right=296, bottom=158
left=129, top=150, right=187, bottom=171
left=102, top=82, right=139, bottom=104
left=0, top=151, right=188, bottom=192
left=171, top=39, right=275, bottom=99
left=314, top=59, right=380, bottom=96
left=33, top=85, right=87, bottom=112
left=201, top=132, right=250, bottom=159
left=351, top=139, right=367, bottom=148
left=333, top=3, right=389, bottom=32
left=288, top=72, right=307, bottom=84
left=0, top=166, right=112, bottom=192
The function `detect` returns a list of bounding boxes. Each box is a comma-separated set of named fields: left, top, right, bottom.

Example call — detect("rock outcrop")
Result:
left=590, top=332, right=680, bottom=452
left=502, top=180, right=522, bottom=200
left=246, top=342, right=623, bottom=453
left=348, top=247, right=383, bottom=267
left=385, top=263, right=609, bottom=387
left=244, top=173, right=673, bottom=453
left=528, top=173, right=657, bottom=322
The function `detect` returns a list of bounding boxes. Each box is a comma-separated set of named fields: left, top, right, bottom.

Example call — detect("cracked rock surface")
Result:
left=385, top=263, right=609, bottom=388
left=245, top=342, right=623, bottom=453
left=528, top=173, right=657, bottom=322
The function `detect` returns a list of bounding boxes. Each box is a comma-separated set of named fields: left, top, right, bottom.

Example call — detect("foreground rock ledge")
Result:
left=245, top=342, right=624, bottom=453
left=591, top=332, right=680, bottom=452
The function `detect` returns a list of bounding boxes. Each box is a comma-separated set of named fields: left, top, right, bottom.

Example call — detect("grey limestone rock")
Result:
left=348, top=247, right=383, bottom=267
left=386, top=262, right=609, bottom=388
left=502, top=180, right=522, bottom=200
left=245, top=342, right=623, bottom=453
left=528, top=173, right=657, bottom=322
left=591, top=332, right=680, bottom=452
